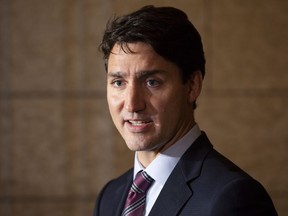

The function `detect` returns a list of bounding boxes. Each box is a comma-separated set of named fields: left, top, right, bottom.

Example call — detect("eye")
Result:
left=146, top=79, right=160, bottom=87
left=112, top=80, right=124, bottom=87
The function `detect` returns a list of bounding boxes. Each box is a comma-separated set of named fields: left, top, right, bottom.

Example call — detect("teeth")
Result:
left=129, top=121, right=147, bottom=126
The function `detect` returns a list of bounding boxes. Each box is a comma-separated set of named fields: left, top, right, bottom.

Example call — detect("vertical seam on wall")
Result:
left=0, top=0, right=12, bottom=215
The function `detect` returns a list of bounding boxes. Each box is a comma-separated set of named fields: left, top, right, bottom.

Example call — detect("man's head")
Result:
left=100, top=5, right=205, bottom=83
left=101, top=6, right=205, bottom=163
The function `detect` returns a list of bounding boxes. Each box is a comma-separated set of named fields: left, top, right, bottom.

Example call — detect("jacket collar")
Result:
left=148, top=132, right=213, bottom=215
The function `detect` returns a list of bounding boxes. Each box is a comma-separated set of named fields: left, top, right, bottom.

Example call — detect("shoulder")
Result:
left=192, top=141, right=265, bottom=195
left=206, top=150, right=277, bottom=215
left=183, top=132, right=257, bottom=184
left=210, top=176, right=277, bottom=215
left=182, top=134, right=278, bottom=215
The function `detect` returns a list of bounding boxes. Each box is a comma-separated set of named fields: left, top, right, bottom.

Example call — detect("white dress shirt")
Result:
left=133, top=124, right=201, bottom=216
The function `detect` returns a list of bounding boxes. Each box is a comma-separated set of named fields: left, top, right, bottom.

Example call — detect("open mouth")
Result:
left=127, top=120, right=152, bottom=126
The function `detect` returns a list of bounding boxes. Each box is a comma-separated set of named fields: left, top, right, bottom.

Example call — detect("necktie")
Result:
left=122, top=171, right=154, bottom=216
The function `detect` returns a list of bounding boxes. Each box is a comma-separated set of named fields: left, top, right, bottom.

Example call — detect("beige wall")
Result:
left=0, top=0, right=287, bottom=215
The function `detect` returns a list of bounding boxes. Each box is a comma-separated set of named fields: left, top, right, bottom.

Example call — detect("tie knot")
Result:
left=131, top=171, right=154, bottom=194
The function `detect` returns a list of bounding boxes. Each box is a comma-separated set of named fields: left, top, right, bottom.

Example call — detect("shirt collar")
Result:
left=134, top=124, right=201, bottom=185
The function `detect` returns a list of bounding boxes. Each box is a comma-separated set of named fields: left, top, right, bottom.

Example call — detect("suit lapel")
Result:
left=148, top=133, right=213, bottom=216
left=114, top=171, right=133, bottom=216
left=148, top=166, right=192, bottom=216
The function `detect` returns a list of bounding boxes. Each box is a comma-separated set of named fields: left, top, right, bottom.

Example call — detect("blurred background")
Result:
left=0, top=0, right=287, bottom=215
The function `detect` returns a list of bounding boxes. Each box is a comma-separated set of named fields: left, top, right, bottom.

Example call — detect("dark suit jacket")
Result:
left=94, top=133, right=277, bottom=216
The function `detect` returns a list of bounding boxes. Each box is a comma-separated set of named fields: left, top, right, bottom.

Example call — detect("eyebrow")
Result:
left=107, top=70, right=166, bottom=79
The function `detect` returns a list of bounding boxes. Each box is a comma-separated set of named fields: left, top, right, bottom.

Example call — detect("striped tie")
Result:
left=122, top=171, right=154, bottom=216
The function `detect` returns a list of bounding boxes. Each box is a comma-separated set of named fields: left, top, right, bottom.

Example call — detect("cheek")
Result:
left=107, top=91, right=123, bottom=110
left=151, top=96, right=175, bottom=124
left=154, top=90, right=182, bottom=111
left=107, top=97, right=123, bottom=126
left=153, top=91, right=187, bottom=122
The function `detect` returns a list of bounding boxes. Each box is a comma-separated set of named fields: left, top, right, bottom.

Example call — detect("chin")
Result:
left=126, top=143, right=143, bottom=152
left=125, top=140, right=148, bottom=151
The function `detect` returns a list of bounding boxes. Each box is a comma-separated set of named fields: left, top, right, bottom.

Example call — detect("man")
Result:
left=94, top=5, right=277, bottom=216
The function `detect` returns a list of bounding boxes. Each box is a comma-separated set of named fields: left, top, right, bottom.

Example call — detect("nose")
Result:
left=125, top=84, right=146, bottom=113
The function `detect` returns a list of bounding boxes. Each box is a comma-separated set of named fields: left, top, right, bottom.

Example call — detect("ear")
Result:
left=187, top=70, right=203, bottom=104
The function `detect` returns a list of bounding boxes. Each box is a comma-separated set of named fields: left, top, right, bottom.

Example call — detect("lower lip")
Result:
left=124, top=121, right=153, bottom=133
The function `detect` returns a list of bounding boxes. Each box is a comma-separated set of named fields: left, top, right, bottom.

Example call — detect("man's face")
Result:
left=107, top=42, right=198, bottom=154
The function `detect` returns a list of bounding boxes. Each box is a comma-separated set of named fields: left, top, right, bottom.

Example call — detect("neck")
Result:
left=137, top=151, right=157, bottom=168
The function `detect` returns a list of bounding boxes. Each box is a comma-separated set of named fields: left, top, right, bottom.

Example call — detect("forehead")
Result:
left=107, top=42, right=180, bottom=74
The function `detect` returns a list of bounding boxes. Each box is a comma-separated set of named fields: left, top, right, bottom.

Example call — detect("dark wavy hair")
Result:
left=100, top=5, right=205, bottom=82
